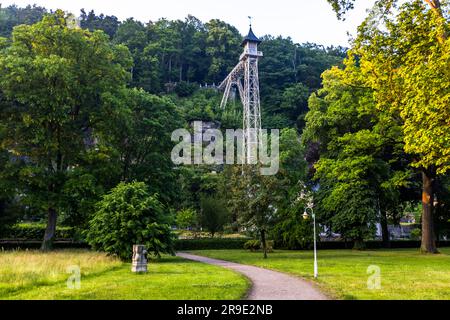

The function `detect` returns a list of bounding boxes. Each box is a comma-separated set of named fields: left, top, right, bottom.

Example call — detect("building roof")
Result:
left=241, top=27, right=261, bottom=46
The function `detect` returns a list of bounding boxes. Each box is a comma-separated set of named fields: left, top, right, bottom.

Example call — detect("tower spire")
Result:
left=218, top=24, right=263, bottom=165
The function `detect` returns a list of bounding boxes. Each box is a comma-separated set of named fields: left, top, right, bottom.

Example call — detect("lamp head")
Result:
left=302, top=211, right=309, bottom=220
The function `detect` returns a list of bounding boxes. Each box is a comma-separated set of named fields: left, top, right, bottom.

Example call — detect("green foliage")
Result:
left=279, top=128, right=308, bottom=185
left=80, top=9, right=119, bottom=38
left=0, top=10, right=133, bottom=248
left=204, top=19, right=241, bottom=83
left=228, top=167, right=280, bottom=233
left=353, top=0, right=450, bottom=175
left=0, top=4, right=47, bottom=37
left=259, top=37, right=345, bottom=128
left=176, top=208, right=199, bottom=229
left=100, top=87, right=183, bottom=203
left=411, top=228, right=422, bottom=240
left=200, top=196, right=230, bottom=237
left=60, top=170, right=104, bottom=229
left=337, top=0, right=450, bottom=252
left=86, top=182, right=175, bottom=260
left=303, top=58, right=413, bottom=246
left=271, top=206, right=314, bottom=249
left=175, top=89, right=219, bottom=122
left=174, top=81, right=198, bottom=97
left=326, top=0, right=356, bottom=19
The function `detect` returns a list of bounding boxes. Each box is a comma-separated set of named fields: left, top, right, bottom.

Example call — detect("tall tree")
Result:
left=303, top=63, right=414, bottom=248
left=100, top=87, right=183, bottom=203
left=204, top=19, right=241, bottom=83
left=114, top=18, right=157, bottom=91
left=0, top=10, right=132, bottom=250
left=348, top=0, right=449, bottom=252
left=0, top=4, right=47, bottom=37
left=79, top=9, right=120, bottom=38
left=199, top=196, right=230, bottom=237
left=228, top=165, right=286, bottom=258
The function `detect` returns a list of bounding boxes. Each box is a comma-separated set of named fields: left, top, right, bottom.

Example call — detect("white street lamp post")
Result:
left=303, top=207, right=318, bottom=279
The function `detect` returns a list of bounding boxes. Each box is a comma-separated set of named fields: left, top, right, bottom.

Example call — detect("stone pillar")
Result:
left=131, top=244, right=147, bottom=273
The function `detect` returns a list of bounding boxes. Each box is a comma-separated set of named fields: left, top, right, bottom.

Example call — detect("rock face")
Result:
left=131, top=245, right=147, bottom=273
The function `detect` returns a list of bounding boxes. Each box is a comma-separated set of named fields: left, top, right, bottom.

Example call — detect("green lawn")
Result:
left=0, top=249, right=249, bottom=300
left=188, top=248, right=450, bottom=300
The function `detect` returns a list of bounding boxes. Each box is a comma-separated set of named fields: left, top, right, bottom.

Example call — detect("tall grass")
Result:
left=0, top=249, right=120, bottom=296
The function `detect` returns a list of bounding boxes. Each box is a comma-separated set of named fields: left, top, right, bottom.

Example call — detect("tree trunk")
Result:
left=421, top=170, right=438, bottom=253
left=353, top=238, right=366, bottom=250
left=424, top=0, right=447, bottom=43
left=377, top=197, right=390, bottom=247
left=381, top=215, right=390, bottom=248
left=424, top=0, right=441, bottom=14
left=168, top=57, right=172, bottom=83
left=261, top=229, right=267, bottom=259
left=41, top=207, right=57, bottom=251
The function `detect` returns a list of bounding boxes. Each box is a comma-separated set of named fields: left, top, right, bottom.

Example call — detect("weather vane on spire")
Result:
left=248, top=16, right=252, bottom=27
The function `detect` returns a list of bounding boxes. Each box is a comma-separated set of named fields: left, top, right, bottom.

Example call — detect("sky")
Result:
left=0, top=0, right=377, bottom=47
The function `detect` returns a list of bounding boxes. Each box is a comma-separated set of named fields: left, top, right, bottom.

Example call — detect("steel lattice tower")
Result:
left=218, top=23, right=263, bottom=164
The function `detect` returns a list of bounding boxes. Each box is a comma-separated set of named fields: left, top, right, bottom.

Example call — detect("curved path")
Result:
left=176, top=252, right=329, bottom=300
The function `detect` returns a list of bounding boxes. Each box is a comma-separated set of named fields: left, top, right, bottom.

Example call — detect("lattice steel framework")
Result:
left=218, top=28, right=263, bottom=164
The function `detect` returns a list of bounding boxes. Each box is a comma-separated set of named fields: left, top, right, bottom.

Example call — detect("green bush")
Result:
left=86, top=181, right=175, bottom=260
left=244, top=239, right=274, bottom=252
left=410, top=228, right=422, bottom=240
left=175, top=238, right=250, bottom=250
left=271, top=207, right=314, bottom=249
left=199, top=196, right=230, bottom=237
left=1, top=223, right=75, bottom=240
left=174, top=81, right=198, bottom=97
left=176, top=208, right=199, bottom=230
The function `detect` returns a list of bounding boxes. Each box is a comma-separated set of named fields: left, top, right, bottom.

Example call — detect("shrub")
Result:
left=199, top=196, right=230, bottom=237
left=86, top=182, right=175, bottom=260
left=270, top=207, right=314, bottom=249
left=176, top=208, right=199, bottom=230
left=174, top=81, right=198, bottom=97
left=1, top=223, right=75, bottom=240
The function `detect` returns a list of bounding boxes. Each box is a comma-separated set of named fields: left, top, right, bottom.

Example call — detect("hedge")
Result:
left=175, top=238, right=250, bottom=250
left=0, top=223, right=76, bottom=240
left=275, top=240, right=450, bottom=250
left=0, top=240, right=89, bottom=250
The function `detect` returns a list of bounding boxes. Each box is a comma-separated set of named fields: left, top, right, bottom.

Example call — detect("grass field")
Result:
left=188, top=248, right=450, bottom=300
left=0, top=249, right=249, bottom=300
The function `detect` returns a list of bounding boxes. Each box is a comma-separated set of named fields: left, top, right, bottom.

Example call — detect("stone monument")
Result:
left=131, top=244, right=148, bottom=273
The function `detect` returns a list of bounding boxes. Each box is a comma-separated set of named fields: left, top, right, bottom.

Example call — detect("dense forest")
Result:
left=0, top=1, right=448, bottom=257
